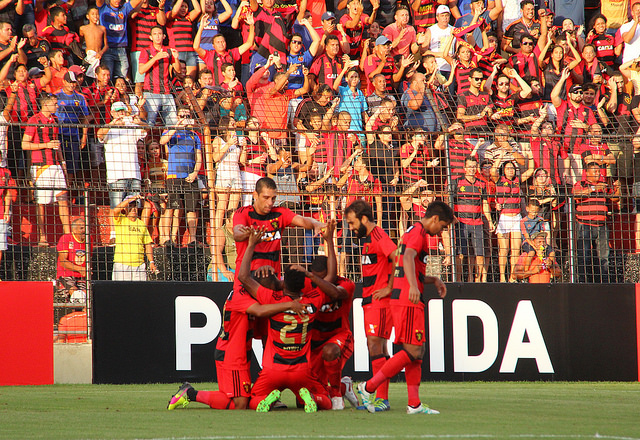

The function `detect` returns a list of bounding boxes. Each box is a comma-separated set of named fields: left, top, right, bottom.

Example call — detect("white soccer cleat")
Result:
left=331, top=396, right=345, bottom=410
left=357, top=381, right=376, bottom=413
left=341, top=376, right=359, bottom=408
left=407, top=403, right=440, bottom=415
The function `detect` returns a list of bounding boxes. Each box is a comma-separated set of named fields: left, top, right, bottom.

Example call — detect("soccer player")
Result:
left=240, top=227, right=336, bottom=413
left=232, top=177, right=326, bottom=289
left=357, top=201, right=454, bottom=415
left=344, top=199, right=396, bottom=411
left=308, top=219, right=357, bottom=410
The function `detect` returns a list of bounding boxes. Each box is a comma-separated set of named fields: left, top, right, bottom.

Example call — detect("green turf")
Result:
left=1, top=382, right=638, bottom=440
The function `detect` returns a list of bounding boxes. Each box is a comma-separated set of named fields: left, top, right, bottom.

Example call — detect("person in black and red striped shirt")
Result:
left=166, top=0, right=201, bottom=81
left=22, top=93, right=70, bottom=246
left=139, top=25, right=181, bottom=126
left=572, top=162, right=621, bottom=283
left=451, top=155, right=493, bottom=282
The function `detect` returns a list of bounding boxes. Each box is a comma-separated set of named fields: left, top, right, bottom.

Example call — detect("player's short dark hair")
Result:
left=199, top=68, right=212, bottom=78
left=87, top=5, right=98, bottom=13
left=310, top=256, right=328, bottom=273
left=345, top=199, right=373, bottom=222
left=527, top=198, right=541, bottom=207
left=256, top=177, right=277, bottom=194
left=520, top=0, right=534, bottom=8
left=283, top=267, right=306, bottom=293
left=424, top=201, right=454, bottom=223
left=464, top=155, right=478, bottom=166
left=325, top=34, right=339, bottom=45
left=49, top=6, right=65, bottom=18
left=470, top=67, right=483, bottom=78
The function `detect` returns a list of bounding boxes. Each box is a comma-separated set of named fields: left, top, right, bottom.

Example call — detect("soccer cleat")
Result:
left=272, top=399, right=288, bottom=410
left=356, top=382, right=376, bottom=413
left=341, top=376, right=359, bottom=408
left=331, top=396, right=345, bottom=410
left=298, top=387, right=318, bottom=413
left=256, top=390, right=281, bottom=413
left=406, top=403, right=440, bottom=415
left=374, top=398, right=391, bottom=412
left=167, top=382, right=193, bottom=410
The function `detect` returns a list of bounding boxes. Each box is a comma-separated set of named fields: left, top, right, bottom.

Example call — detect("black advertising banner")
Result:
left=92, top=282, right=639, bottom=384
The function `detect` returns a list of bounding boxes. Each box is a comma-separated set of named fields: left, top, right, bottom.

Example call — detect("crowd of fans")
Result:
left=1, top=0, right=640, bottom=292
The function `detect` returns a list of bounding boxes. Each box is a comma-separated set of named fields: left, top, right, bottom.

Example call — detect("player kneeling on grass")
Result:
left=357, top=201, right=454, bottom=414
left=307, top=220, right=358, bottom=410
left=241, top=226, right=343, bottom=413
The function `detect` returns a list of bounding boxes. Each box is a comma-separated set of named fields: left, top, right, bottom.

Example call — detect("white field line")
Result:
left=116, top=434, right=640, bottom=440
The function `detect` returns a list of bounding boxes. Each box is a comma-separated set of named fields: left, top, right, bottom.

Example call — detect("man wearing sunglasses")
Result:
left=551, top=68, right=597, bottom=184
left=456, top=67, right=493, bottom=132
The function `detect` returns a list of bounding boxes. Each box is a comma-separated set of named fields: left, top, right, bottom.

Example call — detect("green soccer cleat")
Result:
left=374, top=398, right=391, bottom=412
left=406, top=403, right=440, bottom=415
left=167, top=382, right=193, bottom=410
left=256, top=389, right=281, bottom=413
left=356, top=382, right=376, bottom=413
left=298, top=387, right=317, bottom=413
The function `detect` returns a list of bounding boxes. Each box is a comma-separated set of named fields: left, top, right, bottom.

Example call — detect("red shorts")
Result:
left=390, top=303, right=426, bottom=346
left=310, top=330, right=354, bottom=374
left=215, top=360, right=252, bottom=398
left=363, top=303, right=393, bottom=339
left=250, top=366, right=328, bottom=399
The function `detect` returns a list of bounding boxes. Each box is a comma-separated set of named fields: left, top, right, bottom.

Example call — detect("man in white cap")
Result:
left=96, top=101, right=148, bottom=243
left=422, top=5, right=455, bottom=78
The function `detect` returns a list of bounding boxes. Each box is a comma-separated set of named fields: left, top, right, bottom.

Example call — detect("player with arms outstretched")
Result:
left=357, top=201, right=454, bottom=414
left=344, top=199, right=396, bottom=411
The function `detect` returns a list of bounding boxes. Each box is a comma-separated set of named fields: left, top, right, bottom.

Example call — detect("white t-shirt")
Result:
left=100, top=123, right=147, bottom=183
left=0, top=115, right=7, bottom=168
left=428, top=23, right=455, bottom=71
left=501, top=0, right=523, bottom=32
left=620, top=20, right=640, bottom=63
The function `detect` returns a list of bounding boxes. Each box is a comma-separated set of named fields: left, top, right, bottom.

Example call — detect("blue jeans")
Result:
left=102, top=47, right=129, bottom=79
left=144, top=92, right=177, bottom=126
left=304, top=229, right=320, bottom=264
left=575, top=222, right=610, bottom=283
left=108, top=178, right=142, bottom=209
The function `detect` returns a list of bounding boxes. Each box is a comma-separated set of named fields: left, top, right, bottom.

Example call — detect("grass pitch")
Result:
left=0, top=382, right=638, bottom=440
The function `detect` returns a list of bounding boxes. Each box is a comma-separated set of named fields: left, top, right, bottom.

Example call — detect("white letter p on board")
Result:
left=175, top=296, right=221, bottom=370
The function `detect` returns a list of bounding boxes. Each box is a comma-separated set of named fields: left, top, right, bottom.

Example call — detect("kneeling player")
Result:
left=357, top=201, right=454, bottom=415
left=308, top=220, right=357, bottom=410
left=240, top=227, right=342, bottom=412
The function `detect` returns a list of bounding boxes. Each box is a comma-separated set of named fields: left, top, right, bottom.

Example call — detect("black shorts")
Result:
left=166, top=178, right=199, bottom=212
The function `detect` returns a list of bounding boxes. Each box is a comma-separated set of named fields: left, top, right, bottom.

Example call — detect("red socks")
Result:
left=195, top=391, right=235, bottom=410
left=371, top=355, right=389, bottom=400
left=366, top=350, right=413, bottom=393
left=404, top=359, right=422, bottom=408
left=324, top=358, right=342, bottom=397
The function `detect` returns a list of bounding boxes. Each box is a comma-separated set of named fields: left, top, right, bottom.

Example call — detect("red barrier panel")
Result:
left=0, top=282, right=53, bottom=385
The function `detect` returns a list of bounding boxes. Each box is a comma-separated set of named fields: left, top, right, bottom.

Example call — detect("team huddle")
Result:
left=166, top=176, right=454, bottom=414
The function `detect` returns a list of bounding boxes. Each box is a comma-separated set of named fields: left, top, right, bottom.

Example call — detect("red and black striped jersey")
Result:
left=24, top=112, right=60, bottom=167
left=554, top=101, right=597, bottom=152
left=390, top=221, right=432, bottom=307
left=492, top=92, right=517, bottom=125
left=254, top=6, right=290, bottom=59
left=529, top=137, right=566, bottom=185
left=140, top=46, right=176, bottom=94
left=572, top=181, right=612, bottom=227
left=257, top=285, right=324, bottom=370
left=448, top=137, right=475, bottom=182
left=310, top=276, right=355, bottom=348
left=360, top=226, right=396, bottom=305
left=457, top=90, right=493, bottom=128
left=508, top=51, right=541, bottom=81
left=310, top=54, right=343, bottom=88
left=454, top=60, right=477, bottom=94
left=413, top=0, right=437, bottom=30
left=586, top=33, right=616, bottom=67
left=232, top=205, right=296, bottom=290
left=130, top=6, right=162, bottom=52
left=400, top=142, right=429, bottom=185
left=5, top=81, right=42, bottom=121
left=495, top=176, right=523, bottom=215
left=167, top=16, right=195, bottom=52
left=452, top=176, right=486, bottom=225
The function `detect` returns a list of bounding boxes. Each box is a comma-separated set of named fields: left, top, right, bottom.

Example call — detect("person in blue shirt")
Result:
left=287, top=17, right=321, bottom=90
left=55, top=71, right=90, bottom=180
left=401, top=72, right=438, bottom=132
left=96, top=0, right=144, bottom=80
left=159, top=106, right=203, bottom=246
left=337, top=67, right=368, bottom=135
left=454, top=0, right=503, bottom=48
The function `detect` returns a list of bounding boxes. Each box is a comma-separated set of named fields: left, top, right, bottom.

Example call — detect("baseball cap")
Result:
left=321, top=11, right=335, bottom=21
left=436, top=5, right=450, bottom=14
left=69, top=289, right=87, bottom=304
left=375, top=35, right=391, bottom=46
left=63, top=71, right=77, bottom=83
left=28, top=67, right=44, bottom=77
left=111, top=101, right=128, bottom=112
left=539, top=8, right=554, bottom=16
left=531, top=231, right=548, bottom=240
left=68, top=64, right=85, bottom=75
left=569, top=84, right=582, bottom=93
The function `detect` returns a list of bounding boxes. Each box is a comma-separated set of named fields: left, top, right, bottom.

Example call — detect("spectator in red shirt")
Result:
left=55, top=218, right=92, bottom=300
left=382, top=5, right=416, bottom=57
left=310, top=34, right=346, bottom=89
left=363, top=35, right=411, bottom=95
left=341, top=0, right=379, bottom=58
